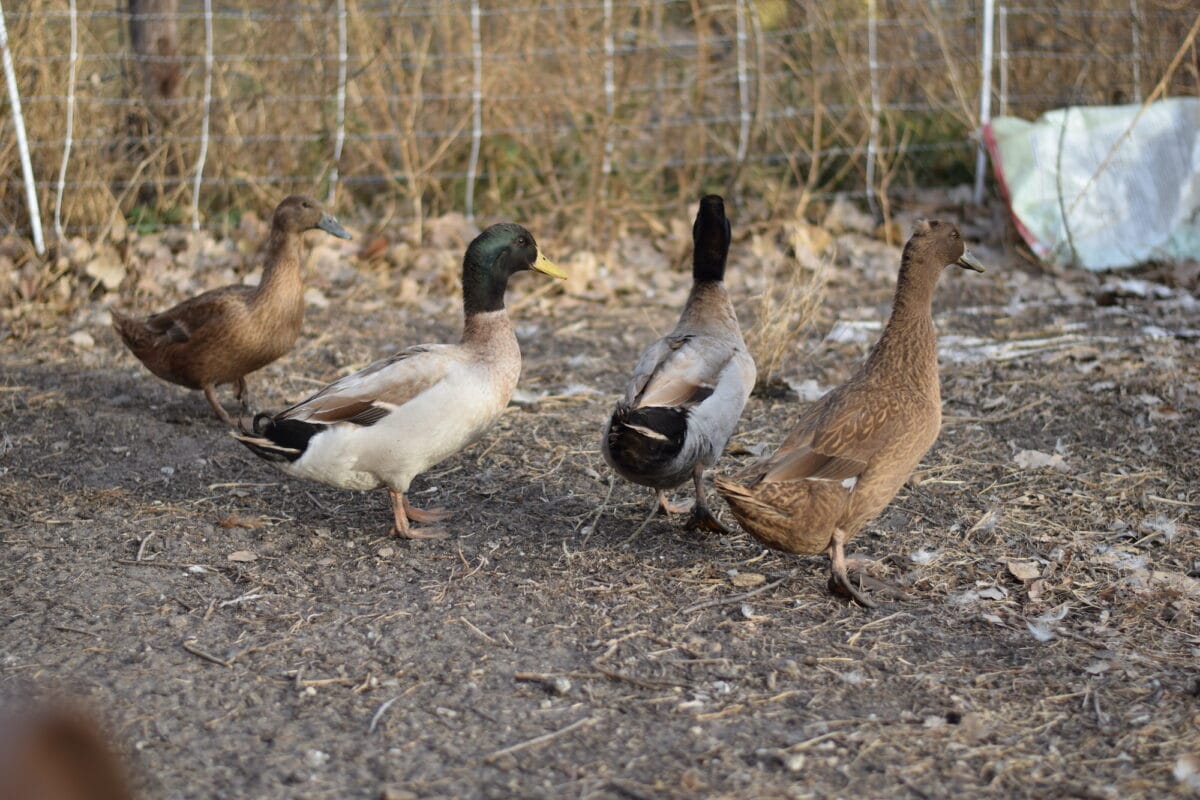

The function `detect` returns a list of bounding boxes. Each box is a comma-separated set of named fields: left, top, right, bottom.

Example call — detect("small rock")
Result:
left=730, top=571, right=766, bottom=588
left=68, top=331, right=95, bottom=349
left=377, top=547, right=395, bottom=559
left=227, top=550, right=258, bottom=563
left=304, top=287, right=329, bottom=309
left=784, top=753, right=806, bottom=773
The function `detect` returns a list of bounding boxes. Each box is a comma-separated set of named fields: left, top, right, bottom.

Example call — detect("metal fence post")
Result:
left=465, top=0, right=482, bottom=222
left=0, top=0, right=46, bottom=254
left=191, top=0, right=213, bottom=232
left=54, top=0, right=78, bottom=242
left=973, top=0, right=995, bottom=205
left=329, top=0, right=348, bottom=205
left=865, top=0, right=880, bottom=219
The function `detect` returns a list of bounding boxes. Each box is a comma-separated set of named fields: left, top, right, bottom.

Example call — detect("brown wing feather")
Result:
left=276, top=345, right=453, bottom=424
left=754, top=382, right=916, bottom=484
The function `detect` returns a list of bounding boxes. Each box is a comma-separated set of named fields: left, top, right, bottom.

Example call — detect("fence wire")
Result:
left=0, top=0, right=1195, bottom=241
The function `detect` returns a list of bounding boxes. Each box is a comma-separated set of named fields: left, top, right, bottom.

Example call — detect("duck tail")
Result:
left=713, top=475, right=795, bottom=541
left=604, top=403, right=687, bottom=478
left=231, top=414, right=321, bottom=464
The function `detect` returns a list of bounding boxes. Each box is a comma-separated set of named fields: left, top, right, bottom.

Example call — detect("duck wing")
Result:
left=625, top=333, right=748, bottom=410
left=275, top=344, right=456, bottom=426
left=748, top=384, right=910, bottom=485
left=140, top=286, right=254, bottom=345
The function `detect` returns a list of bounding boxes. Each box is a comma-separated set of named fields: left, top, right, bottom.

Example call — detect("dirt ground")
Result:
left=2, top=202, right=1198, bottom=800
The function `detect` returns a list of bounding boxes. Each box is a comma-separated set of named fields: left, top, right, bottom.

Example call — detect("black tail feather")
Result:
left=606, top=404, right=688, bottom=476
left=236, top=415, right=323, bottom=463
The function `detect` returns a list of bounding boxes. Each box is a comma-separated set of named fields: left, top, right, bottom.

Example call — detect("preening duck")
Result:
left=715, top=220, right=983, bottom=607
left=111, top=194, right=351, bottom=426
left=602, top=195, right=756, bottom=533
left=233, top=222, right=566, bottom=538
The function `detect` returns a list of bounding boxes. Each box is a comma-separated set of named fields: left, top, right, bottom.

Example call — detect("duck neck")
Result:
left=866, top=250, right=940, bottom=389
left=253, top=228, right=304, bottom=306
left=680, top=280, right=737, bottom=331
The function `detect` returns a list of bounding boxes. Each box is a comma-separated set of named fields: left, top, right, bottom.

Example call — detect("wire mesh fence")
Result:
left=0, top=0, right=1195, bottom=245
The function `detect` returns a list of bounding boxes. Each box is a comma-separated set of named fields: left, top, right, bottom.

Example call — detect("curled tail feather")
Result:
left=232, top=414, right=323, bottom=464
left=605, top=403, right=687, bottom=479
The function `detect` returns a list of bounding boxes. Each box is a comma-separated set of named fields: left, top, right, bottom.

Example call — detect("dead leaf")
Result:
left=227, top=550, right=258, bottom=563
left=217, top=514, right=266, bottom=530
left=1013, top=449, right=1071, bottom=473
left=1007, top=559, right=1042, bottom=582
left=731, top=572, right=766, bottom=588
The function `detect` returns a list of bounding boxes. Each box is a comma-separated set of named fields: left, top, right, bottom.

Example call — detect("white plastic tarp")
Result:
left=985, top=97, right=1200, bottom=270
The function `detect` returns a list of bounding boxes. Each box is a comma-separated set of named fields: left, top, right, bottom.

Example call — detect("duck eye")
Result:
left=516, top=236, right=528, bottom=246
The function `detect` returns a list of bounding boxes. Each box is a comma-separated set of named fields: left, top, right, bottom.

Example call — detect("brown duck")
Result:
left=715, top=220, right=983, bottom=607
left=112, top=195, right=350, bottom=425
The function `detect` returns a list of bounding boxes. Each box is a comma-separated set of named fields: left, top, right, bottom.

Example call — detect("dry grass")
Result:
left=0, top=0, right=1195, bottom=247
left=743, top=222, right=830, bottom=394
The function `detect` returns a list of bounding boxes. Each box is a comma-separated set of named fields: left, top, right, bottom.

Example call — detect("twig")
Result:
left=580, top=474, right=615, bottom=545
left=484, top=716, right=598, bottom=763
left=621, top=499, right=660, bottom=546
left=135, top=531, right=158, bottom=562
left=680, top=570, right=798, bottom=615
left=367, top=696, right=400, bottom=735
left=458, top=616, right=503, bottom=647
left=181, top=639, right=231, bottom=668
left=53, top=624, right=100, bottom=638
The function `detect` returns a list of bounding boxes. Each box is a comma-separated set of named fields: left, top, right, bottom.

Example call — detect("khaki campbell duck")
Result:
left=602, top=195, right=755, bottom=533
left=233, top=223, right=566, bottom=538
left=112, top=194, right=351, bottom=426
left=715, top=220, right=983, bottom=607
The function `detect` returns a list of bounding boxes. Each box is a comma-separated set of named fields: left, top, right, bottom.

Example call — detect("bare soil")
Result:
left=2, top=212, right=1198, bottom=800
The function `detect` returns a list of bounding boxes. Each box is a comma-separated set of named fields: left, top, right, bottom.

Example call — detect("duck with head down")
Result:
left=716, top=220, right=984, bottom=607
left=111, top=194, right=351, bottom=426
left=234, top=222, right=566, bottom=539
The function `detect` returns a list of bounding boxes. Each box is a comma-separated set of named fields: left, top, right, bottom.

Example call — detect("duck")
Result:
left=111, top=194, right=351, bottom=426
left=233, top=222, right=566, bottom=538
left=0, top=705, right=132, bottom=800
left=715, top=220, right=983, bottom=607
left=602, top=195, right=756, bottom=533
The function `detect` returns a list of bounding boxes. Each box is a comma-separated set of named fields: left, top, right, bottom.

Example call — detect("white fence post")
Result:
left=0, top=0, right=46, bottom=255
left=865, top=0, right=880, bottom=219
left=465, top=0, right=482, bottom=222
left=328, top=0, right=347, bottom=205
left=54, top=0, right=78, bottom=242
left=998, top=4, right=1008, bottom=117
left=601, top=0, right=615, bottom=178
left=191, top=0, right=213, bottom=232
left=734, top=0, right=750, bottom=166
left=973, top=0, right=995, bottom=205
left=1129, top=0, right=1142, bottom=102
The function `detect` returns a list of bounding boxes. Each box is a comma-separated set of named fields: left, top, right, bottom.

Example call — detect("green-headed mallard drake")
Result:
left=602, top=195, right=756, bottom=533
left=715, top=220, right=983, bottom=607
left=111, top=194, right=351, bottom=426
left=233, top=222, right=566, bottom=538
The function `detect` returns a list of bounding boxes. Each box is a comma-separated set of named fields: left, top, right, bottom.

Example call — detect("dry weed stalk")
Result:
left=746, top=233, right=829, bottom=394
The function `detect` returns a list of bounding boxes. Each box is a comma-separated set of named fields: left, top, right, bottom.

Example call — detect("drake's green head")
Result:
left=462, top=223, right=565, bottom=314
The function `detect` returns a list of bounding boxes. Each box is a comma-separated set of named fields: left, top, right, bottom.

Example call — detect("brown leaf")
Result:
left=730, top=572, right=766, bottom=588
left=227, top=550, right=258, bottom=563
left=217, top=513, right=266, bottom=530
left=1007, top=559, right=1042, bottom=583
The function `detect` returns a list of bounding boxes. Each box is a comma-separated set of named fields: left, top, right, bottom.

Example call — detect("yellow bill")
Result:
left=531, top=250, right=567, bottom=279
